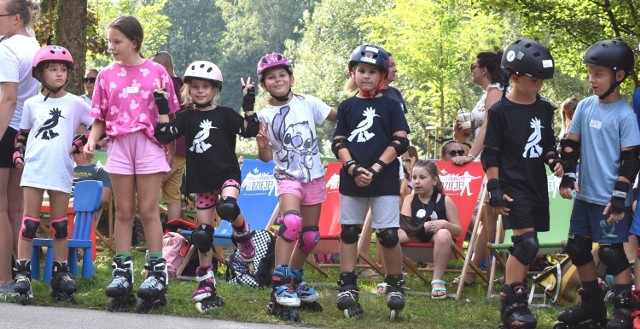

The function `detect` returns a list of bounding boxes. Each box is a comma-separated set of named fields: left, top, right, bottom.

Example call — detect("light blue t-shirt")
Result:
left=570, top=95, right=640, bottom=206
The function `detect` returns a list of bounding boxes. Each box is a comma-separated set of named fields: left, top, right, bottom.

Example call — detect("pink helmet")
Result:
left=32, top=45, right=74, bottom=78
left=257, top=52, right=292, bottom=80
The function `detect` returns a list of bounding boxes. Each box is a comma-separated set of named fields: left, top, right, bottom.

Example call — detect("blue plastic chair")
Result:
left=32, top=180, right=103, bottom=284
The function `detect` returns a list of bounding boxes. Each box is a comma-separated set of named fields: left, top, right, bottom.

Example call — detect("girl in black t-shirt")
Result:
left=399, top=160, right=460, bottom=299
left=154, top=60, right=259, bottom=312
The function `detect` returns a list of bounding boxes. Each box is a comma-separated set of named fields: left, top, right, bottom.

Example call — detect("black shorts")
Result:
left=0, top=127, right=17, bottom=168
left=502, top=203, right=550, bottom=232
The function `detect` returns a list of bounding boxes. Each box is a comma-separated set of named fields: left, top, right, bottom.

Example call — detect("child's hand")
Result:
left=425, top=220, right=446, bottom=233
left=83, top=139, right=96, bottom=157
left=241, top=77, right=255, bottom=97
left=256, top=121, right=270, bottom=148
left=354, top=169, right=373, bottom=187
left=241, top=77, right=256, bottom=113
left=552, top=161, right=564, bottom=177
left=12, top=147, right=24, bottom=169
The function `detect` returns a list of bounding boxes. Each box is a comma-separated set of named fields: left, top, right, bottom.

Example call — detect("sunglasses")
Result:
left=83, top=77, right=96, bottom=83
left=446, top=150, right=465, bottom=156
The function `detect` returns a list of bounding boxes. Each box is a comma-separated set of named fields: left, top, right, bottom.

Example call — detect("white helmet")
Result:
left=183, top=61, right=223, bottom=87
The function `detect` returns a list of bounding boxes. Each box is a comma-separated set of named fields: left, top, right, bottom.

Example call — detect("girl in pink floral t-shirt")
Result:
left=83, top=15, right=178, bottom=312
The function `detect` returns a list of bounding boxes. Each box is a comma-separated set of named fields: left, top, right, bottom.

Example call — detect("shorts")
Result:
left=0, top=127, right=18, bottom=168
left=161, top=155, right=186, bottom=204
left=569, top=199, right=629, bottom=244
left=502, top=203, right=550, bottom=232
left=339, top=195, right=400, bottom=230
left=276, top=178, right=326, bottom=205
left=105, top=131, right=170, bottom=175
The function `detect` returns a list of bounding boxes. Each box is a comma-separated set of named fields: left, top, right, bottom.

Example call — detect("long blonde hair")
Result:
left=560, top=96, right=578, bottom=137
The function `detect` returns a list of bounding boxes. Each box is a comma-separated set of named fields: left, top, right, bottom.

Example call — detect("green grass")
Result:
left=2, top=249, right=570, bottom=329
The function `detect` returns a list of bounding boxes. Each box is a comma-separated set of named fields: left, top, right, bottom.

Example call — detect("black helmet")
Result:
left=348, top=44, right=389, bottom=72
left=582, top=39, right=634, bottom=80
left=501, top=38, right=554, bottom=79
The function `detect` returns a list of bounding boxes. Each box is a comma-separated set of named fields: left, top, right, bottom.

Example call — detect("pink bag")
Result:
left=162, top=232, right=189, bottom=278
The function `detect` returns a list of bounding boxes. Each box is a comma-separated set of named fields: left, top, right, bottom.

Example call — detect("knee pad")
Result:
left=222, top=179, right=241, bottom=191
left=508, top=231, right=539, bottom=265
left=191, top=224, right=214, bottom=253
left=599, top=244, right=629, bottom=275
left=376, top=228, right=399, bottom=248
left=297, top=226, right=319, bottom=253
left=50, top=217, right=68, bottom=239
left=340, top=224, right=361, bottom=244
left=20, top=216, right=40, bottom=241
left=565, top=235, right=593, bottom=266
left=276, top=210, right=302, bottom=242
left=216, top=196, right=240, bottom=221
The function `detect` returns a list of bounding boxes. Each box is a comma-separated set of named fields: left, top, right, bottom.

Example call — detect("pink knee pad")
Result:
left=297, top=226, right=319, bottom=253
left=19, top=216, right=40, bottom=241
left=50, top=216, right=68, bottom=239
left=277, top=211, right=302, bottom=242
left=222, top=179, right=240, bottom=191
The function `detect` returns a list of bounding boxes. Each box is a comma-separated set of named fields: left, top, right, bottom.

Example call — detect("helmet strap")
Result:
left=269, top=88, right=291, bottom=102
left=599, top=74, right=620, bottom=100
left=41, top=82, right=66, bottom=102
left=194, top=101, right=213, bottom=108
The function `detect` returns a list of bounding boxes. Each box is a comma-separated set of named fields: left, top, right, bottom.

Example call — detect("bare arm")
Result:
left=325, top=108, right=338, bottom=123
left=0, top=81, right=18, bottom=140
left=453, top=88, right=501, bottom=165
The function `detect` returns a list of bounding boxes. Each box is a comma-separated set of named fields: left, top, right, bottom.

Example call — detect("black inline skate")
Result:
left=105, top=256, right=136, bottom=312
left=606, top=289, right=632, bottom=329
left=291, top=268, right=322, bottom=312
left=336, top=271, right=363, bottom=318
left=553, top=284, right=608, bottom=329
left=496, top=282, right=537, bottom=329
left=13, top=259, right=32, bottom=305
left=266, top=265, right=300, bottom=321
left=51, top=261, right=77, bottom=303
left=385, top=274, right=405, bottom=321
left=193, top=265, right=224, bottom=313
left=136, top=257, right=168, bottom=313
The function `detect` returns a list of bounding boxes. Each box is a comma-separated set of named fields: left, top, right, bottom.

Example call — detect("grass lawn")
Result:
left=0, top=246, right=578, bottom=329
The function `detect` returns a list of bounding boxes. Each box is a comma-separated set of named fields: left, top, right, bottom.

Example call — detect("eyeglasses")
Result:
left=470, top=64, right=480, bottom=72
left=83, top=77, right=96, bottom=83
left=0, top=13, right=16, bottom=18
left=446, top=150, right=465, bottom=156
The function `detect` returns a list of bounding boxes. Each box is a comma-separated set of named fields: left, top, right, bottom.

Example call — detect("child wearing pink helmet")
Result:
left=12, top=45, right=93, bottom=304
left=154, top=60, right=259, bottom=313
left=255, top=52, right=337, bottom=321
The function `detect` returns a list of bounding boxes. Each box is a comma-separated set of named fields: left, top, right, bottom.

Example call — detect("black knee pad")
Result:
left=508, top=231, right=539, bottom=265
left=216, top=196, right=240, bottom=221
left=377, top=228, right=399, bottom=248
left=191, top=224, right=214, bottom=253
left=340, top=224, right=361, bottom=244
left=50, top=217, right=68, bottom=239
left=599, top=244, right=629, bottom=275
left=20, top=216, right=40, bottom=240
left=565, top=235, right=593, bottom=266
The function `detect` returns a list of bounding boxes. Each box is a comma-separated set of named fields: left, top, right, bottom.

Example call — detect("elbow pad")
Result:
left=481, top=147, right=500, bottom=171
left=390, top=136, right=410, bottom=156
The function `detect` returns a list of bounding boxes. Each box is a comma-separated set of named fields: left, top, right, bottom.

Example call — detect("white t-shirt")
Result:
left=0, top=35, right=39, bottom=130
left=257, top=94, right=331, bottom=183
left=20, top=93, right=94, bottom=193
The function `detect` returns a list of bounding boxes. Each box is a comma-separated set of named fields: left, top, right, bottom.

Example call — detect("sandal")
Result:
left=431, top=279, right=447, bottom=299
left=449, top=275, right=475, bottom=288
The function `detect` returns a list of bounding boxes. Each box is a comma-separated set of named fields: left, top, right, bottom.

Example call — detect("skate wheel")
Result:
left=389, top=309, right=397, bottom=321
left=136, top=299, right=152, bottom=314
left=107, top=298, right=117, bottom=312
left=69, top=295, right=77, bottom=304
left=266, top=303, right=275, bottom=315
left=289, top=307, right=300, bottom=322
left=300, top=301, right=323, bottom=312
left=343, top=309, right=350, bottom=318
left=19, top=294, right=28, bottom=306
left=195, top=302, right=205, bottom=314
left=552, top=323, right=568, bottom=329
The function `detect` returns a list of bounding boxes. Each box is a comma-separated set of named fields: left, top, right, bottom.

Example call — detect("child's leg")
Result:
left=48, top=190, right=71, bottom=261
left=135, top=173, right=164, bottom=253
left=431, top=229, right=453, bottom=281
left=16, top=187, right=44, bottom=260
left=217, top=180, right=254, bottom=261
left=0, top=167, right=23, bottom=285
left=289, top=203, right=321, bottom=269
left=195, top=206, right=216, bottom=267
left=110, top=174, right=137, bottom=253
left=274, top=193, right=302, bottom=267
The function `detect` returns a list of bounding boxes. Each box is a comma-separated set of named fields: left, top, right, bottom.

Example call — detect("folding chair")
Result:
left=32, top=180, right=103, bottom=284
left=311, top=162, right=383, bottom=276
left=399, top=161, right=487, bottom=295
left=486, top=168, right=573, bottom=300
left=177, top=159, right=279, bottom=278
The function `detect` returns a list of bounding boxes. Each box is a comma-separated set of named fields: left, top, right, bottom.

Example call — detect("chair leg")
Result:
left=31, top=247, right=42, bottom=280
left=43, top=248, right=54, bottom=285
left=82, top=247, right=94, bottom=279
left=68, top=248, right=79, bottom=277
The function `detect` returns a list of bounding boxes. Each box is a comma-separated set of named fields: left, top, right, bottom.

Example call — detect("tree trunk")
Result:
left=56, top=0, right=87, bottom=96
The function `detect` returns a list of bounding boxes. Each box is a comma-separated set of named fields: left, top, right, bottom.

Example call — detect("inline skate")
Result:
left=266, top=265, right=300, bottom=321
left=193, top=265, right=224, bottom=313
left=136, top=257, right=168, bottom=313
left=291, top=268, right=322, bottom=312
left=496, top=282, right=537, bottom=329
left=553, top=284, right=608, bottom=329
left=233, top=220, right=255, bottom=274
left=13, top=259, right=32, bottom=305
left=50, top=261, right=76, bottom=303
left=336, top=271, right=363, bottom=318
left=105, top=256, right=136, bottom=312
left=385, top=274, right=405, bottom=321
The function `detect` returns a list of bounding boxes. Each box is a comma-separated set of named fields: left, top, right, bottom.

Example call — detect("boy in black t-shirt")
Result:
left=332, top=44, right=410, bottom=320
left=483, top=39, right=562, bottom=329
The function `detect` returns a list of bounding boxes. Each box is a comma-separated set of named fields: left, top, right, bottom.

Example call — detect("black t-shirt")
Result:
left=334, top=95, right=410, bottom=197
left=410, top=193, right=447, bottom=222
left=484, top=97, right=557, bottom=205
left=172, top=106, right=245, bottom=193
left=381, top=86, right=408, bottom=114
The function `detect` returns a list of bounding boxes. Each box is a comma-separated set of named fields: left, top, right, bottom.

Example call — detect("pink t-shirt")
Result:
left=91, top=60, right=179, bottom=141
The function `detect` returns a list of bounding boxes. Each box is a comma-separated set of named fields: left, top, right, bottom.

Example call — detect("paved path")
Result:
left=0, top=302, right=308, bottom=329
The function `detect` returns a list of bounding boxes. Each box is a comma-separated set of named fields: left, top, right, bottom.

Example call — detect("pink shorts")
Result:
left=276, top=177, right=326, bottom=205
left=105, top=131, right=170, bottom=175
